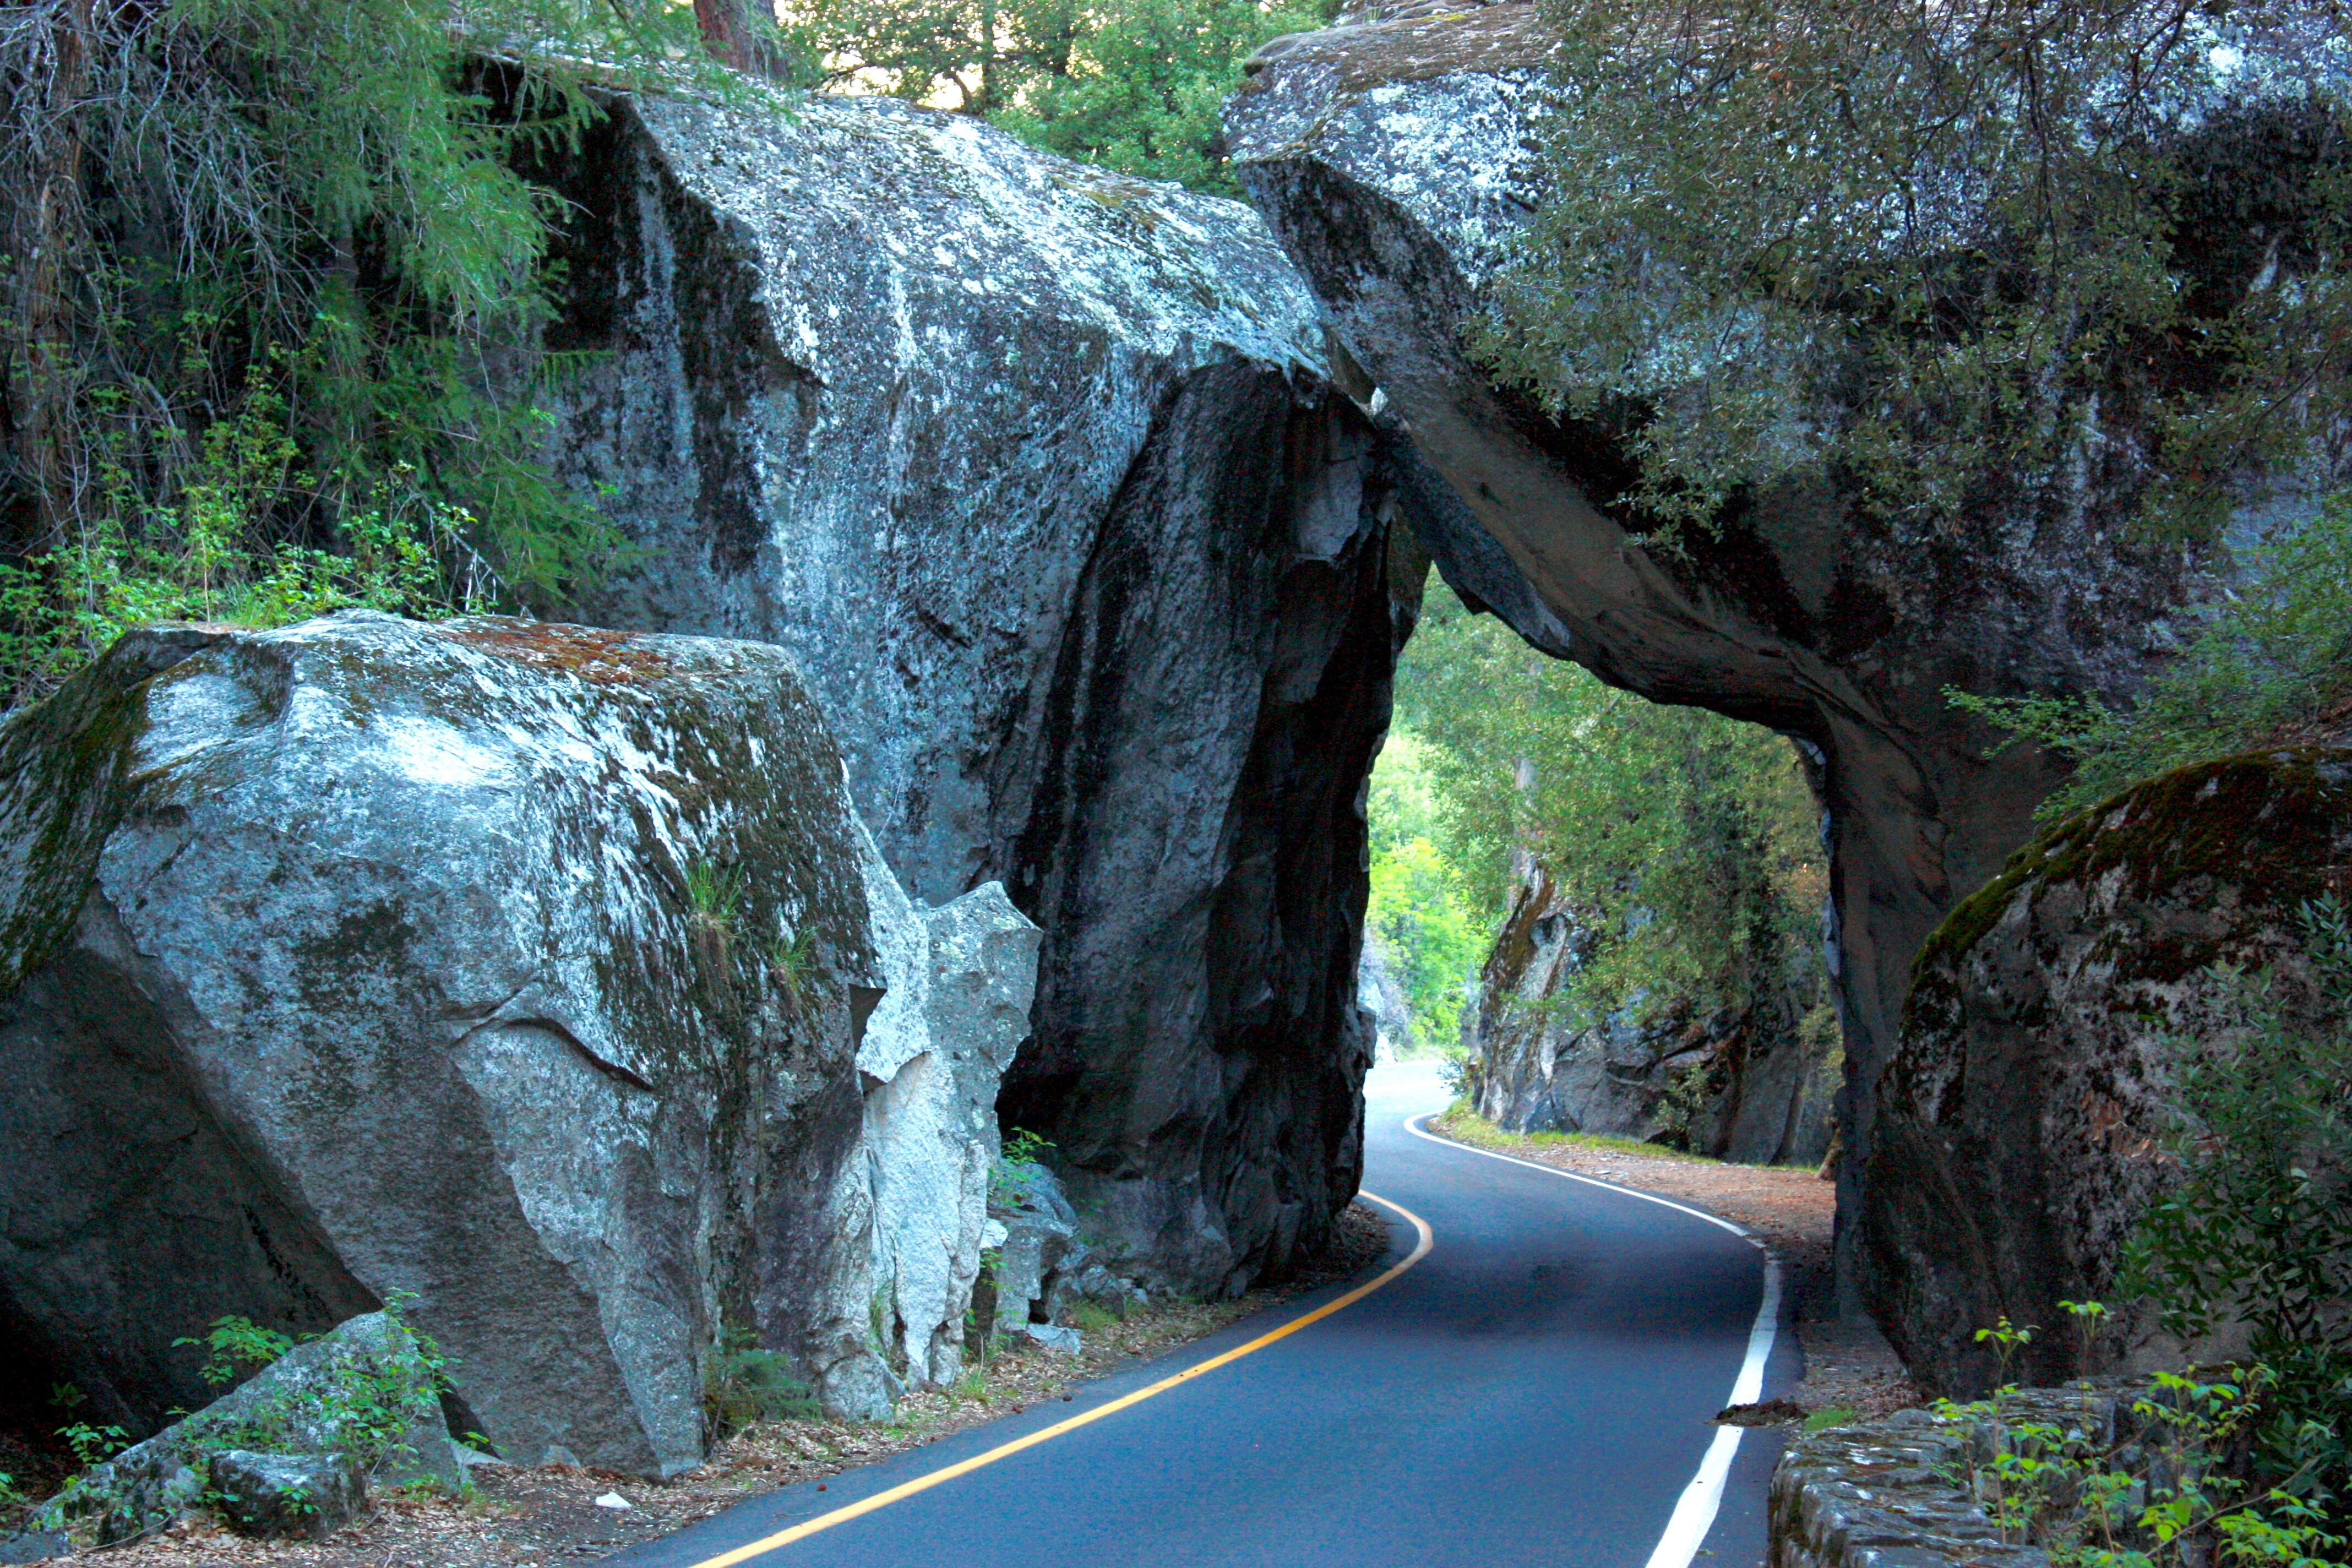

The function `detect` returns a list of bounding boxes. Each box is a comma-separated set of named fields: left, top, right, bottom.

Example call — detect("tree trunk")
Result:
left=690, top=0, right=784, bottom=78
left=3, top=0, right=94, bottom=559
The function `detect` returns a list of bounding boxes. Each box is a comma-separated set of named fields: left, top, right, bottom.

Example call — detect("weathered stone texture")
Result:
left=853, top=817, right=1042, bottom=1395
left=1225, top=2, right=2341, bottom=1314
left=541, top=92, right=1412, bottom=1294
left=0, top=613, right=892, bottom=1475
left=1470, top=865, right=1839, bottom=1166
left=1869, top=747, right=2352, bottom=1394
left=1770, top=1398, right=2076, bottom=1567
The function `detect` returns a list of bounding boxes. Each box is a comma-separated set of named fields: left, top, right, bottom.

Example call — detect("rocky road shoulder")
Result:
left=3, top=1207, right=1392, bottom=1568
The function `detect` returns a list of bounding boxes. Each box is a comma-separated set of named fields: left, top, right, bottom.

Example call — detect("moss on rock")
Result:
left=1867, top=745, right=2352, bottom=1396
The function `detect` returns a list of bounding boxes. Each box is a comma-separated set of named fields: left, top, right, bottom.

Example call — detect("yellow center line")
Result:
left=680, top=1190, right=1437, bottom=1568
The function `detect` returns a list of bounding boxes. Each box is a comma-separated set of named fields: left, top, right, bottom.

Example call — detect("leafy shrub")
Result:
left=702, top=1325, right=820, bottom=1442
left=989, top=1129, right=1055, bottom=1207
left=0, top=0, right=767, bottom=711
left=782, top=0, right=1333, bottom=193
left=1930, top=1352, right=2346, bottom=1565
left=2119, top=897, right=2352, bottom=1521
left=1952, top=496, right=2352, bottom=820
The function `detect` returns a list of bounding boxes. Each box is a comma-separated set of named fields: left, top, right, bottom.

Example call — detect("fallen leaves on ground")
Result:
left=45, top=1203, right=1393, bottom=1568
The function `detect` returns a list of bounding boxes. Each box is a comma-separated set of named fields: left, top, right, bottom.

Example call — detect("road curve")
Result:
left=611, top=1062, right=1798, bottom=1568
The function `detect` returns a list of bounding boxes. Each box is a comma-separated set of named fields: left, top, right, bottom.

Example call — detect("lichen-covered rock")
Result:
left=852, top=818, right=1042, bottom=1395
left=1469, top=865, right=1839, bottom=1165
left=540, top=91, right=1412, bottom=1294
left=1225, top=4, right=2344, bottom=1313
left=1866, top=748, right=2352, bottom=1394
left=207, top=1451, right=364, bottom=1540
left=0, top=611, right=884, bottom=1476
left=34, top=1310, right=453, bottom=1543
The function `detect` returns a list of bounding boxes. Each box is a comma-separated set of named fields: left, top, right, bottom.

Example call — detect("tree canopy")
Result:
left=1472, top=0, right=2352, bottom=546
left=783, top=0, right=1331, bottom=192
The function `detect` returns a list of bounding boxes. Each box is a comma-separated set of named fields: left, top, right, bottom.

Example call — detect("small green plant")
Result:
left=767, top=927, right=818, bottom=1011
left=684, top=860, right=750, bottom=1001
left=1801, top=1407, right=1856, bottom=1434
left=1976, top=1314, right=2037, bottom=1395
left=1928, top=1326, right=2351, bottom=1565
left=1071, top=1300, right=1118, bottom=1333
left=685, top=861, right=747, bottom=929
left=703, top=1324, right=820, bottom=1441
left=990, top=1130, right=1056, bottom=1207
left=175, top=1315, right=298, bottom=1389
left=56, top=1423, right=129, bottom=1468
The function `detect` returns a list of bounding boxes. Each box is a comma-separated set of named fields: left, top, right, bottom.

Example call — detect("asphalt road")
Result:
left=613, top=1061, right=1796, bottom=1568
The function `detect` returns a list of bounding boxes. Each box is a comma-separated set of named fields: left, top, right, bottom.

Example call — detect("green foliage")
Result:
left=183, top=1295, right=454, bottom=1479
left=703, top=1324, right=821, bottom=1441
left=785, top=0, right=1331, bottom=192
left=1931, top=1357, right=2348, bottom=1565
left=767, top=927, right=819, bottom=1010
left=1393, top=586, right=1828, bottom=1040
left=54, top=1424, right=127, bottom=1469
left=1365, top=729, right=1491, bottom=1053
left=175, top=1316, right=298, bottom=1391
left=990, top=1128, right=1056, bottom=1206
left=0, top=0, right=756, bottom=707
left=685, top=860, right=750, bottom=928
left=1951, top=496, right=2352, bottom=820
left=1471, top=0, right=2352, bottom=547
left=2119, top=897, right=2352, bottom=1515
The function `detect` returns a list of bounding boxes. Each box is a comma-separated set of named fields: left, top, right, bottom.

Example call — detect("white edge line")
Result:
left=1401, top=1113, right=1785, bottom=1568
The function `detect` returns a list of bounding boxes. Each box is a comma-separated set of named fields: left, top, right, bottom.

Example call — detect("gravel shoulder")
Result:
left=7, top=1207, right=1393, bottom=1568
left=1423, top=1107, right=1923, bottom=1427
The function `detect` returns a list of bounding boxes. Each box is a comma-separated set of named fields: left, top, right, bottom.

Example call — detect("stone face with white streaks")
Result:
left=541, top=91, right=1411, bottom=1294
left=853, top=818, right=1042, bottom=1392
left=0, top=612, right=888, bottom=1476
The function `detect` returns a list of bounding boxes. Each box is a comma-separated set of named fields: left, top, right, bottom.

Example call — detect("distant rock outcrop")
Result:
left=540, top=91, right=1413, bottom=1296
left=0, top=612, right=1038, bottom=1475
left=1468, top=865, right=1839, bottom=1166
left=1869, top=747, right=2352, bottom=1394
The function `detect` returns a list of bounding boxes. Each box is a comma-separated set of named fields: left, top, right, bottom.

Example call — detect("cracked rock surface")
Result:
left=541, top=91, right=1412, bottom=1295
left=0, top=612, right=895, bottom=1476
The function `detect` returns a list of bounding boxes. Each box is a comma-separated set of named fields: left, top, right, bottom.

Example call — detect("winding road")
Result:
left=613, top=1062, right=1797, bottom=1568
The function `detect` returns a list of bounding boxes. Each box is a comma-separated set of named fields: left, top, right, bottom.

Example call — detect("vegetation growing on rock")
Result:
left=1953, top=493, right=2352, bottom=820
left=0, top=0, right=781, bottom=709
left=1473, top=0, right=2352, bottom=548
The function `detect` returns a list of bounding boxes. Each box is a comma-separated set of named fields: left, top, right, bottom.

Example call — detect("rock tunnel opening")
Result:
left=1361, top=578, right=1844, bottom=1174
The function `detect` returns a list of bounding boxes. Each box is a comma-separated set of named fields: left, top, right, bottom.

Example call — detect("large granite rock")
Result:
left=0, top=612, right=899, bottom=1474
left=1868, top=747, right=2352, bottom=1394
left=540, top=91, right=1414, bottom=1294
left=1468, top=863, right=1839, bottom=1165
left=1225, top=2, right=2346, bottom=1311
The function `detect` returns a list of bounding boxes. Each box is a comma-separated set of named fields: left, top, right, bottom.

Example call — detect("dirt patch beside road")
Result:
left=10, top=1206, right=1393, bottom=1568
